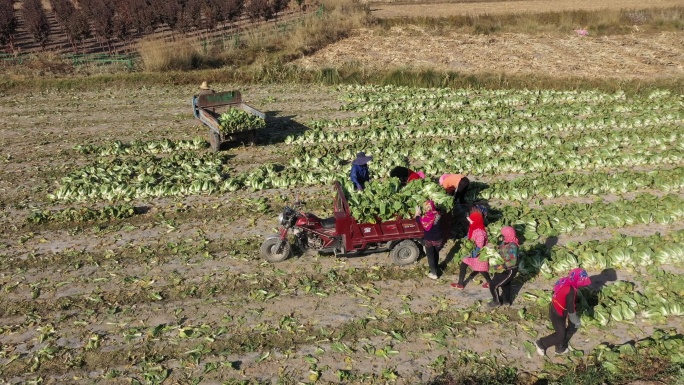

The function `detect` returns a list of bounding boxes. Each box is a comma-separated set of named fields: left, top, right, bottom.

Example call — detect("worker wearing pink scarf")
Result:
left=487, top=226, right=520, bottom=307
left=535, top=268, right=591, bottom=356
left=416, top=200, right=443, bottom=280
left=451, top=228, right=492, bottom=289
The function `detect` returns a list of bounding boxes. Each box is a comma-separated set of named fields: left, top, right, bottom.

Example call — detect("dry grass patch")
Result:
left=135, top=0, right=370, bottom=71
left=137, top=37, right=206, bottom=72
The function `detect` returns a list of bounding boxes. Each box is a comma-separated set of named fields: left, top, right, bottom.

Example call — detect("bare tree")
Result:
left=0, top=0, right=17, bottom=52
left=201, top=0, right=224, bottom=30
left=79, top=0, right=116, bottom=52
left=50, top=0, right=90, bottom=52
left=64, top=11, right=90, bottom=52
left=245, top=0, right=286, bottom=22
left=150, top=0, right=180, bottom=37
left=201, top=0, right=242, bottom=33
left=176, top=0, right=203, bottom=34
left=113, top=0, right=135, bottom=50
left=50, top=0, right=71, bottom=24
left=245, top=0, right=271, bottom=22
left=270, top=0, right=289, bottom=20
left=127, top=0, right=158, bottom=34
left=21, top=0, right=50, bottom=49
left=223, top=0, right=244, bottom=24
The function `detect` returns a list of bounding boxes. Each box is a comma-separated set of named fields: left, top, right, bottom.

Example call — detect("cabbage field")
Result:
left=1, top=83, right=683, bottom=384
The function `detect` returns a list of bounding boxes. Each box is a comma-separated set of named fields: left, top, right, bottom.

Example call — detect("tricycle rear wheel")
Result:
left=209, top=131, right=221, bottom=152
left=260, top=237, right=292, bottom=262
left=390, top=240, right=420, bottom=265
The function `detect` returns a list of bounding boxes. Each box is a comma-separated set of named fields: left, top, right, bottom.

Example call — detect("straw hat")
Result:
left=352, top=151, right=373, bottom=165
left=199, top=81, right=210, bottom=90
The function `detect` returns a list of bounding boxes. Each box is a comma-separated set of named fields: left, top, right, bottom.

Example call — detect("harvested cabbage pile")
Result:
left=218, top=108, right=266, bottom=135
left=343, top=178, right=453, bottom=224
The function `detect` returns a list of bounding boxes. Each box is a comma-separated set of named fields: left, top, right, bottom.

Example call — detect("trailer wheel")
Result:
left=209, top=131, right=221, bottom=152
left=390, top=240, right=420, bottom=266
left=260, top=238, right=291, bottom=262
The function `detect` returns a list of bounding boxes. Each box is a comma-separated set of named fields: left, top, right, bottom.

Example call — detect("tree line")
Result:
left=0, top=0, right=293, bottom=53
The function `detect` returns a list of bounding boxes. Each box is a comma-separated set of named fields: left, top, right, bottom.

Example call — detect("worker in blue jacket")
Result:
left=350, top=151, right=373, bottom=191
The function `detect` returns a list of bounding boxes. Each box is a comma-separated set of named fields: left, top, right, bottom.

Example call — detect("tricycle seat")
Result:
left=321, top=217, right=336, bottom=229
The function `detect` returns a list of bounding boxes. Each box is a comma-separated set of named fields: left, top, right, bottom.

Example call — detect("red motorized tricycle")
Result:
left=260, top=182, right=428, bottom=265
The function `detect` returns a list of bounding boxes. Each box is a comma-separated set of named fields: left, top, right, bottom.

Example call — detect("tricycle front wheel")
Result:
left=390, top=240, right=420, bottom=266
left=260, top=237, right=292, bottom=262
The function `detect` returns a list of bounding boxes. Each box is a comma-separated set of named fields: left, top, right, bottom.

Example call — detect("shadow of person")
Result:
left=544, top=236, right=559, bottom=249
left=509, top=238, right=553, bottom=304
left=467, top=180, right=489, bottom=199
left=588, top=268, right=618, bottom=291
left=574, top=269, right=619, bottom=323
left=259, top=111, right=310, bottom=144
left=438, top=238, right=466, bottom=275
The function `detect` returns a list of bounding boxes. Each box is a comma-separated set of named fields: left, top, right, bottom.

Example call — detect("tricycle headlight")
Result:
left=278, top=212, right=286, bottom=225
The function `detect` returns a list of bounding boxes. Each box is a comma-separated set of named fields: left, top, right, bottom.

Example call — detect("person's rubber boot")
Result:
left=487, top=300, right=500, bottom=308
left=555, top=347, right=570, bottom=355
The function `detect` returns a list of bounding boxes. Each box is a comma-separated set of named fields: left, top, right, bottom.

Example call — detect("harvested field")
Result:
left=296, top=28, right=684, bottom=79
left=2, top=81, right=684, bottom=384
left=1, top=1, right=684, bottom=384
left=368, top=0, right=684, bottom=18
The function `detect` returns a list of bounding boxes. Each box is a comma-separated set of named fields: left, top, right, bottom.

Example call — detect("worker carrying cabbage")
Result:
left=486, top=226, right=520, bottom=307
left=439, top=173, right=470, bottom=204
left=534, top=268, right=592, bottom=357
left=415, top=200, right=444, bottom=280
left=389, top=166, right=425, bottom=186
left=451, top=228, right=492, bottom=290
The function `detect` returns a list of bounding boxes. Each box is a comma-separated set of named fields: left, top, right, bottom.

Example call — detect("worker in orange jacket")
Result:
left=439, top=173, right=470, bottom=204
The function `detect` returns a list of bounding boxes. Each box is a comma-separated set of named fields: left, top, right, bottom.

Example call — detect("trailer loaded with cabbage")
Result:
left=192, top=90, right=266, bottom=151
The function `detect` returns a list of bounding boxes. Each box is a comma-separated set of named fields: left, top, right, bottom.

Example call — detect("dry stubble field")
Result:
left=298, top=0, right=684, bottom=78
left=1, top=1, right=684, bottom=384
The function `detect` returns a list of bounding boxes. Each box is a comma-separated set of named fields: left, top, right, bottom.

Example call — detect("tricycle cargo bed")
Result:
left=333, top=182, right=425, bottom=253
left=354, top=219, right=422, bottom=240
left=344, top=217, right=423, bottom=251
